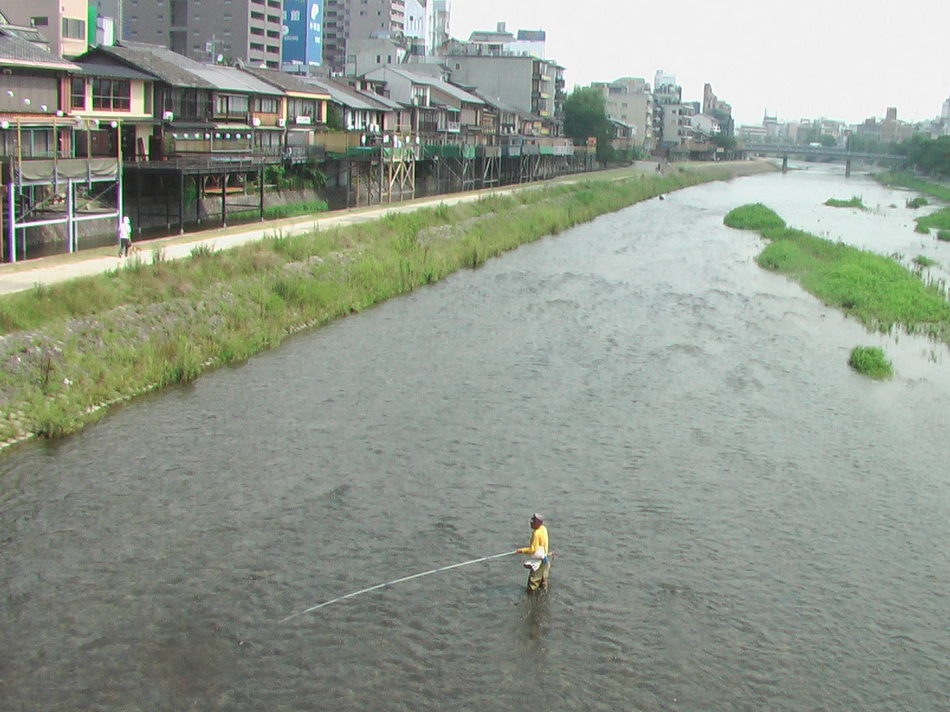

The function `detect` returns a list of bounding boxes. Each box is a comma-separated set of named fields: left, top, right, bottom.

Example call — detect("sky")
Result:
left=448, top=0, right=950, bottom=127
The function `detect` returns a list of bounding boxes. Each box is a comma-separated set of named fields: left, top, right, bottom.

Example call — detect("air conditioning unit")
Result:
left=252, top=117, right=261, bottom=127
left=277, top=118, right=286, bottom=127
left=162, top=111, right=174, bottom=121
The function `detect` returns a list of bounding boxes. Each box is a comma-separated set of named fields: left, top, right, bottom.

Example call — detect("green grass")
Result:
left=723, top=203, right=786, bottom=231
left=937, top=230, right=950, bottom=242
left=876, top=171, right=950, bottom=202
left=726, top=203, right=950, bottom=344
left=913, top=255, right=938, bottom=268
left=824, top=196, right=866, bottom=210
left=906, top=196, right=929, bottom=209
left=914, top=207, right=950, bottom=234
left=227, top=198, right=329, bottom=223
left=0, top=162, right=773, bottom=445
left=848, top=346, right=893, bottom=379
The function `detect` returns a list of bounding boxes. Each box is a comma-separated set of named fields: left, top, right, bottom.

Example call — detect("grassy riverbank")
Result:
left=0, top=162, right=772, bottom=448
left=724, top=203, right=950, bottom=376
left=874, top=171, right=950, bottom=234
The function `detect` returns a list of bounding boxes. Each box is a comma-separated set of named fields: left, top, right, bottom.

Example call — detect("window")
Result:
left=62, top=17, right=86, bottom=39
left=70, top=78, right=86, bottom=110
left=215, top=93, right=249, bottom=117
left=30, top=16, right=49, bottom=26
left=92, top=79, right=131, bottom=111
left=288, top=99, right=322, bottom=122
left=257, top=96, right=278, bottom=113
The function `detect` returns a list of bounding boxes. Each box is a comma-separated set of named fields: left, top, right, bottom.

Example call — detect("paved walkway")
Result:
left=0, top=186, right=532, bottom=295
left=0, top=160, right=742, bottom=296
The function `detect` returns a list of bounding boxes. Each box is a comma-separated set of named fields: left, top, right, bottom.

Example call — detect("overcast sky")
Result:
left=448, top=0, right=950, bottom=127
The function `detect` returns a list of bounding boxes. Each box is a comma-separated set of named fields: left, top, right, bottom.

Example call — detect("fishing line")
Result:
left=279, top=550, right=518, bottom=623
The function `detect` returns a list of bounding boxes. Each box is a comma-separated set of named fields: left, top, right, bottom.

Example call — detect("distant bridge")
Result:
left=741, top=143, right=905, bottom=175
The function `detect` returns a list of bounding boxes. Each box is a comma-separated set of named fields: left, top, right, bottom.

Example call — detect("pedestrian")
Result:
left=516, top=512, right=550, bottom=592
left=118, top=215, right=132, bottom=258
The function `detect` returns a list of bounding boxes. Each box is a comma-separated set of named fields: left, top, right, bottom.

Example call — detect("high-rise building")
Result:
left=702, top=83, right=733, bottom=137
left=322, top=0, right=409, bottom=74
left=122, top=0, right=284, bottom=69
left=282, top=0, right=323, bottom=70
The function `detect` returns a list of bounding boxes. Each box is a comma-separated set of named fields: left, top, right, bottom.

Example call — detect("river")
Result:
left=1, top=164, right=948, bottom=711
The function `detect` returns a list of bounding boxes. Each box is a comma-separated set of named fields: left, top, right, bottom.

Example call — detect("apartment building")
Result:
left=702, top=82, right=733, bottom=137
left=3, top=0, right=89, bottom=58
left=592, top=77, right=655, bottom=152
left=123, top=0, right=284, bottom=69
left=322, top=0, right=405, bottom=74
left=444, top=51, right=565, bottom=135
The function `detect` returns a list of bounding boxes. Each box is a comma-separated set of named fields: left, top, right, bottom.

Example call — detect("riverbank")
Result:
left=724, top=202, right=950, bottom=375
left=0, top=160, right=773, bottom=450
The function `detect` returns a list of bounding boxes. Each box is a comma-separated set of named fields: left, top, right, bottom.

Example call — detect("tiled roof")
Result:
left=305, top=77, right=394, bottom=112
left=241, top=67, right=331, bottom=97
left=70, top=61, right=155, bottom=81
left=96, top=42, right=214, bottom=88
left=0, top=28, right=77, bottom=69
left=370, top=67, right=484, bottom=106
left=189, top=65, right=283, bottom=95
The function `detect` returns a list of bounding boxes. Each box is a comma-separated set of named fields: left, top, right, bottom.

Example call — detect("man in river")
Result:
left=516, top=513, right=550, bottom=592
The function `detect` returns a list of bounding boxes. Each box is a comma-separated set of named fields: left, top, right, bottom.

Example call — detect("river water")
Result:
left=2, top=165, right=948, bottom=711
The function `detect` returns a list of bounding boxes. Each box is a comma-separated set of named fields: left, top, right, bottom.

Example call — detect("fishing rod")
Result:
left=280, top=550, right=518, bottom=623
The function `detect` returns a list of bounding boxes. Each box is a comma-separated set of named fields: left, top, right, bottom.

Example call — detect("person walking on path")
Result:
left=118, top=215, right=132, bottom=258
left=516, top=513, right=550, bottom=592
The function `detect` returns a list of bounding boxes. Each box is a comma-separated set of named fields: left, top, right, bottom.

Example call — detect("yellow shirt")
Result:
left=518, top=524, right=549, bottom=557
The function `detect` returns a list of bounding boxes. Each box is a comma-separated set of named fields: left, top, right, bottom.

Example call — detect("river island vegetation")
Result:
left=824, top=196, right=866, bottom=210
left=848, top=346, right=893, bottom=380
left=874, top=171, right=950, bottom=233
left=0, top=162, right=771, bottom=448
left=724, top=203, right=950, bottom=373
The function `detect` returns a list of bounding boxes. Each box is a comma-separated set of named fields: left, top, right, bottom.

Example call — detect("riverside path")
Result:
left=0, top=161, right=761, bottom=296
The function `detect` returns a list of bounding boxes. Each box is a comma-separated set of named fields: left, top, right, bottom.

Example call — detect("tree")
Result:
left=712, top=134, right=737, bottom=151
left=326, top=104, right=344, bottom=131
left=562, top=86, right=613, bottom=162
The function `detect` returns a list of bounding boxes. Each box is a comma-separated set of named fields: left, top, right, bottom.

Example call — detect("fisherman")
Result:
left=516, top=513, right=550, bottom=592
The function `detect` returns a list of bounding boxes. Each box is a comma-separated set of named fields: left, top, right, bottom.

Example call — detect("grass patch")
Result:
left=913, top=255, right=938, bottom=268
left=876, top=171, right=950, bottom=202
left=726, top=203, right=950, bottom=346
left=228, top=199, right=329, bottom=223
left=848, top=346, right=893, bottom=379
left=723, top=203, right=786, bottom=231
left=825, top=196, right=866, bottom=210
left=914, top=207, right=950, bottom=235
left=906, top=196, right=929, bottom=209
left=937, top=230, right=950, bottom=242
left=0, top=162, right=774, bottom=446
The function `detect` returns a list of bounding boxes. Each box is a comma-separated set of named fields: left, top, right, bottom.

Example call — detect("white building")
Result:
left=691, top=113, right=721, bottom=137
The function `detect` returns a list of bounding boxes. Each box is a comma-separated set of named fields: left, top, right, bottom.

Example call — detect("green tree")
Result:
left=326, top=104, right=344, bottom=131
left=712, top=134, right=737, bottom=151
left=563, top=86, right=613, bottom=162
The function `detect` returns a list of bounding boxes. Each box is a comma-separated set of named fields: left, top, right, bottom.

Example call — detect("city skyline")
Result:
left=449, top=0, right=950, bottom=128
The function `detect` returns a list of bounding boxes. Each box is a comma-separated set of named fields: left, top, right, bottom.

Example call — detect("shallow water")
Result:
left=1, top=165, right=948, bottom=711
